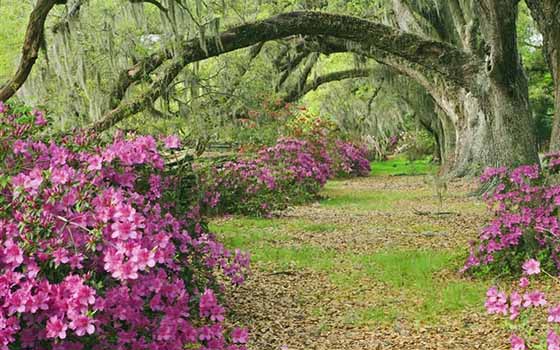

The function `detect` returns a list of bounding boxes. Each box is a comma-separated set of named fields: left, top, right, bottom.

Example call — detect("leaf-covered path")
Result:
left=211, top=175, right=509, bottom=349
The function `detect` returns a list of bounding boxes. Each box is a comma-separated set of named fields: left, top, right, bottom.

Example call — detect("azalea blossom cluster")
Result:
left=333, top=141, right=371, bottom=177
left=0, top=102, right=249, bottom=350
left=464, top=153, right=560, bottom=273
left=198, top=136, right=370, bottom=216
left=199, top=137, right=332, bottom=216
left=485, top=259, right=560, bottom=350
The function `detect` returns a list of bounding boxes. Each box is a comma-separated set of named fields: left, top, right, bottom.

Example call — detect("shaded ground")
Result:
left=212, top=165, right=509, bottom=349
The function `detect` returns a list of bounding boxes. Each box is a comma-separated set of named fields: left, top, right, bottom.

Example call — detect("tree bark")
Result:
left=0, top=0, right=63, bottom=102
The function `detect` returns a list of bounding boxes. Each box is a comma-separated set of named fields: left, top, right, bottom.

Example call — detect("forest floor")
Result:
left=211, top=159, right=509, bottom=349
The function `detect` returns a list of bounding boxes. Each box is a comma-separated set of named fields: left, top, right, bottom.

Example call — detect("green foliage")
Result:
left=0, top=0, right=32, bottom=81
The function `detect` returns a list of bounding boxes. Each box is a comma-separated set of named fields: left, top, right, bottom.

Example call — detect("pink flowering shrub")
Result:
left=484, top=258, right=560, bottom=350
left=464, top=153, right=560, bottom=274
left=332, top=141, right=371, bottom=177
left=0, top=102, right=249, bottom=350
left=197, top=134, right=371, bottom=217
left=199, top=138, right=333, bottom=216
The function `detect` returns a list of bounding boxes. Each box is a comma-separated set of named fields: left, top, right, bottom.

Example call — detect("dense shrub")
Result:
left=464, top=153, right=560, bottom=275
left=0, top=102, right=249, bottom=350
left=333, top=141, right=371, bottom=177
left=198, top=135, right=370, bottom=217
left=471, top=155, right=560, bottom=349
left=199, top=137, right=332, bottom=216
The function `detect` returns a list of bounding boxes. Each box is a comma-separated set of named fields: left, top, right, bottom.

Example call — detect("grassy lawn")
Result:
left=210, top=172, right=488, bottom=327
left=370, top=155, right=437, bottom=176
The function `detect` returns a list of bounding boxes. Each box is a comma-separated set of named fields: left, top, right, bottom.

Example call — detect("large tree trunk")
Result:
left=545, top=22, right=560, bottom=151
left=553, top=68, right=560, bottom=150
left=448, top=83, right=536, bottom=176
left=388, top=0, right=538, bottom=174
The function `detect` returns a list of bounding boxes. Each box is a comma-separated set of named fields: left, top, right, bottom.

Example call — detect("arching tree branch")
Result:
left=283, top=68, right=377, bottom=102
left=0, top=0, right=65, bottom=102
left=92, top=11, right=481, bottom=132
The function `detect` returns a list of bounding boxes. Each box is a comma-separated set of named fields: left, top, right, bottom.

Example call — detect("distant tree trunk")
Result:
left=526, top=0, right=560, bottom=150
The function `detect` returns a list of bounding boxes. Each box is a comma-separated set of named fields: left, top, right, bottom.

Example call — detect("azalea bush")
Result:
left=0, top=102, right=249, bottom=350
left=197, top=134, right=371, bottom=216
left=198, top=137, right=332, bottom=216
left=471, top=156, right=560, bottom=349
left=232, top=98, right=297, bottom=150
left=464, top=153, right=560, bottom=275
left=332, top=141, right=371, bottom=177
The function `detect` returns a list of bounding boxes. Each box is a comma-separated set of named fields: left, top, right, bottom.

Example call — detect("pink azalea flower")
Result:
left=485, top=287, right=508, bottom=315
left=510, top=334, right=525, bottom=350
left=23, top=168, right=43, bottom=195
left=231, top=327, right=249, bottom=344
left=549, top=305, right=560, bottom=323
left=69, top=315, right=95, bottom=336
left=163, top=135, right=181, bottom=149
left=46, top=316, right=68, bottom=339
left=549, top=330, right=560, bottom=350
left=110, top=221, right=137, bottom=240
left=522, top=259, right=541, bottom=275
left=523, top=291, right=547, bottom=307
left=519, top=277, right=530, bottom=288
left=33, top=110, right=47, bottom=126
left=3, top=240, right=24, bottom=267
left=87, top=155, right=103, bottom=172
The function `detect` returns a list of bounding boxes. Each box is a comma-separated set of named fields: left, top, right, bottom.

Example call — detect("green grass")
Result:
left=211, top=215, right=487, bottom=323
left=370, top=155, right=437, bottom=176
left=210, top=174, right=486, bottom=325
left=344, top=306, right=399, bottom=326
left=209, top=217, right=291, bottom=249
left=355, top=250, right=486, bottom=322
left=355, top=250, right=454, bottom=289
left=251, top=245, right=338, bottom=271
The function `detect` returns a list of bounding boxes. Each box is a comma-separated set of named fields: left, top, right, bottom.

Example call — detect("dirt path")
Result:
left=215, top=175, right=509, bottom=350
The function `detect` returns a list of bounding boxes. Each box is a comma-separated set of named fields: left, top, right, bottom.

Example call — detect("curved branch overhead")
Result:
left=283, top=68, right=378, bottom=103
left=0, top=0, right=64, bottom=102
left=94, top=11, right=481, bottom=132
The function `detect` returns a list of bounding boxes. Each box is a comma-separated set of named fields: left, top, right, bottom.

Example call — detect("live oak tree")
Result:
left=4, top=0, right=558, bottom=175
left=0, top=0, right=65, bottom=101
left=94, top=4, right=538, bottom=175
